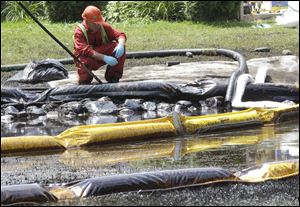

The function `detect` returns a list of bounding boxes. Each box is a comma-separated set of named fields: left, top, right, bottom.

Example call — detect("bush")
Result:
left=185, top=1, right=240, bottom=22
left=1, top=1, right=46, bottom=22
left=1, top=1, right=7, bottom=21
left=45, top=1, right=108, bottom=23
left=134, top=1, right=186, bottom=21
left=104, top=1, right=240, bottom=23
left=103, top=2, right=141, bottom=23
left=104, top=1, right=186, bottom=23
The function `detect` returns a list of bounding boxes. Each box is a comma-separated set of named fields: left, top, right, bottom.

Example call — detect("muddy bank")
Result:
left=2, top=55, right=298, bottom=88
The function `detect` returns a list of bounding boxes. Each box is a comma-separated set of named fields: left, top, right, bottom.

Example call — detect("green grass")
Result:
left=1, top=20, right=299, bottom=65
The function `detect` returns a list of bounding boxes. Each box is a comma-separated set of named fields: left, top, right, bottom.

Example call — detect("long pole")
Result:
left=17, top=2, right=102, bottom=83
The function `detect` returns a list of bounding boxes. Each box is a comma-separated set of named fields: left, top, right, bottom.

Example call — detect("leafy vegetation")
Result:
left=103, top=1, right=187, bottom=24
left=1, top=1, right=45, bottom=22
left=185, top=1, right=240, bottom=21
left=104, top=1, right=240, bottom=23
left=45, top=1, right=108, bottom=23
left=1, top=1, right=241, bottom=23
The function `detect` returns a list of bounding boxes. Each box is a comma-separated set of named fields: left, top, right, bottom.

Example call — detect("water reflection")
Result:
left=1, top=118, right=75, bottom=137
left=59, top=121, right=299, bottom=170
left=85, top=115, right=118, bottom=125
left=1, top=109, right=298, bottom=172
left=1, top=108, right=223, bottom=137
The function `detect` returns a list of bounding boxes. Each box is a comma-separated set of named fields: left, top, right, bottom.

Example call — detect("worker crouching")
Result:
left=73, top=5, right=127, bottom=84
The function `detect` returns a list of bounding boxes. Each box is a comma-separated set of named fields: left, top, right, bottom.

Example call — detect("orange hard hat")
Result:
left=81, top=6, right=104, bottom=24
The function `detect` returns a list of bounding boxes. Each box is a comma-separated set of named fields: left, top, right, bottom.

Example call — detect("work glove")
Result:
left=113, top=44, right=125, bottom=59
left=103, top=55, right=118, bottom=66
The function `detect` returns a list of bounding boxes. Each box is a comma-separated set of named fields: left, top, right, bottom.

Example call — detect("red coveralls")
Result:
left=73, top=20, right=127, bottom=84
